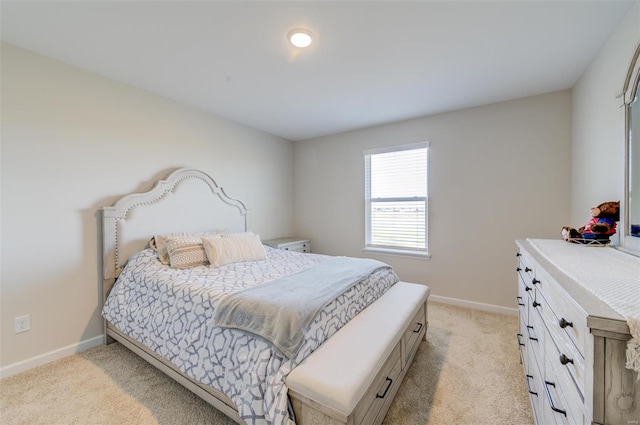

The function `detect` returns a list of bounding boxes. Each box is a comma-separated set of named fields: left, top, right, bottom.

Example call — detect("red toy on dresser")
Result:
left=561, top=201, right=620, bottom=243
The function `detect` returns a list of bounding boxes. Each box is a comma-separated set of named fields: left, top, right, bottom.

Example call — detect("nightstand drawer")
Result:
left=283, top=241, right=311, bottom=252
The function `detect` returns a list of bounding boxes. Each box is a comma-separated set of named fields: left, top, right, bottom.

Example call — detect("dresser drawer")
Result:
left=536, top=291, right=586, bottom=396
left=518, top=271, right=535, bottom=305
left=535, top=266, right=587, bottom=357
left=518, top=249, right=535, bottom=277
left=402, top=304, right=426, bottom=367
left=518, top=251, right=541, bottom=303
left=517, top=315, right=528, bottom=374
left=525, top=303, right=546, bottom=374
left=525, top=356, right=547, bottom=425
left=544, top=336, right=585, bottom=425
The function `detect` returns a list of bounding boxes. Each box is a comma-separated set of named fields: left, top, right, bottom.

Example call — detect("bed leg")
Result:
left=104, top=319, right=116, bottom=345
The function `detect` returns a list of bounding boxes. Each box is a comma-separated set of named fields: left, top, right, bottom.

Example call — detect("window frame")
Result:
left=363, top=141, right=430, bottom=259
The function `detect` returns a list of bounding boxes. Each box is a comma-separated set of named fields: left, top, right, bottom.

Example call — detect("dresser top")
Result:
left=517, top=239, right=638, bottom=335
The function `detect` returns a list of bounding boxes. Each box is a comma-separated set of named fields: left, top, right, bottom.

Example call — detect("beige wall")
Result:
left=294, top=91, right=572, bottom=309
left=4, top=2, right=636, bottom=370
left=571, top=3, right=639, bottom=232
left=0, top=43, right=295, bottom=368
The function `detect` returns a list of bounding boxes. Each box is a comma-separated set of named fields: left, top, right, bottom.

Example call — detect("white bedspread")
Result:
left=528, top=239, right=640, bottom=379
left=102, top=247, right=398, bottom=424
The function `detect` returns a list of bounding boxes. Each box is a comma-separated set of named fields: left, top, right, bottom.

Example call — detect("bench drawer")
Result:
left=353, top=344, right=402, bottom=425
left=402, top=304, right=426, bottom=367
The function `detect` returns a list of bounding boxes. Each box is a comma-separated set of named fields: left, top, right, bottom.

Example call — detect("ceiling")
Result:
left=1, top=1, right=636, bottom=141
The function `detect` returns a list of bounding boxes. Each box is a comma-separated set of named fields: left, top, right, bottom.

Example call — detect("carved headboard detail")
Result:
left=101, top=168, right=248, bottom=299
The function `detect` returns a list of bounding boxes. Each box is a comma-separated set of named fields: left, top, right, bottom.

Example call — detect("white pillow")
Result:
left=202, top=233, right=267, bottom=268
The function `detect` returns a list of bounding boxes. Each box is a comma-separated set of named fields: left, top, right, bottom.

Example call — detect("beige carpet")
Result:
left=0, top=302, right=534, bottom=425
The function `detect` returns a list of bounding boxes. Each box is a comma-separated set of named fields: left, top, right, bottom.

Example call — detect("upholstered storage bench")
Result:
left=286, top=282, right=430, bottom=425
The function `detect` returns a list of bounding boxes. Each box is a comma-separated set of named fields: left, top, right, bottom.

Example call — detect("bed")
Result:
left=101, top=168, right=429, bottom=425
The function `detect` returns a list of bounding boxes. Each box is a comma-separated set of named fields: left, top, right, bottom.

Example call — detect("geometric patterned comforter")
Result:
left=102, top=247, right=399, bottom=425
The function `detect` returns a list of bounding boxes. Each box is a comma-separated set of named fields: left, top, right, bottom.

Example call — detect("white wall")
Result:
left=294, top=91, right=572, bottom=309
left=0, top=43, right=294, bottom=370
left=571, top=3, right=640, bottom=227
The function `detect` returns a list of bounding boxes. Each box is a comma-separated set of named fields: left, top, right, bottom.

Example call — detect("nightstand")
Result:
left=263, top=237, right=311, bottom=253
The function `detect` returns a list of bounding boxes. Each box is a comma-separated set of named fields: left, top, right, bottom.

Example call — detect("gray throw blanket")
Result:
left=214, top=257, right=393, bottom=359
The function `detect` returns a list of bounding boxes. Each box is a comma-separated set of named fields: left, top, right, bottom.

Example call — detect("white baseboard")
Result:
left=429, top=294, right=518, bottom=316
left=0, top=334, right=104, bottom=379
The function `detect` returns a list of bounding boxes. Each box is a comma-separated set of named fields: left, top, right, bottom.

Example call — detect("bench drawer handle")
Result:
left=517, top=296, right=525, bottom=306
left=517, top=333, right=525, bottom=347
left=376, top=377, right=393, bottom=399
left=412, top=323, right=423, bottom=333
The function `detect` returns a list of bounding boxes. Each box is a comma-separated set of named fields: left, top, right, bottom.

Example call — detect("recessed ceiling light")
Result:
left=288, top=29, right=313, bottom=48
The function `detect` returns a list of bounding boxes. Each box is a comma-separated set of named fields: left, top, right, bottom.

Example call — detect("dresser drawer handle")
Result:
left=525, top=375, right=538, bottom=396
left=525, top=285, right=532, bottom=292
left=412, top=322, right=423, bottom=333
left=516, top=267, right=522, bottom=272
left=376, top=377, right=393, bottom=399
left=559, top=318, right=573, bottom=328
left=517, top=296, right=525, bottom=307
left=559, top=354, right=574, bottom=365
left=516, top=253, right=522, bottom=257
left=532, top=300, right=541, bottom=308
left=526, top=325, right=538, bottom=341
left=517, top=333, right=525, bottom=347
left=532, top=278, right=540, bottom=285
left=525, top=267, right=532, bottom=272
left=544, top=381, right=567, bottom=416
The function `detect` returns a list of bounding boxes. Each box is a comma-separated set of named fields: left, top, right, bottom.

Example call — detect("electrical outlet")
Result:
left=14, top=315, right=30, bottom=334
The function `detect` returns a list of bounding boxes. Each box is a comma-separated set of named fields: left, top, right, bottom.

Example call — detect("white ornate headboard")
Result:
left=101, top=168, right=247, bottom=298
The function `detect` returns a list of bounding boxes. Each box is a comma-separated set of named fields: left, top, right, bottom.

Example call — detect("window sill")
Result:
left=362, top=247, right=431, bottom=260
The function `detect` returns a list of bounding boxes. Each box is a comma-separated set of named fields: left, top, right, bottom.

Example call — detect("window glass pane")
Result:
left=370, top=200, right=425, bottom=249
left=370, top=148, right=427, bottom=199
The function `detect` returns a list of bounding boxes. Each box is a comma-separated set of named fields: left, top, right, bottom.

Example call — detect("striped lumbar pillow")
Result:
left=164, top=236, right=210, bottom=269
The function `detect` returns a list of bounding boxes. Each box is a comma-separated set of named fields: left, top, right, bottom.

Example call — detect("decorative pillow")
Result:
left=165, top=236, right=212, bottom=269
left=202, top=233, right=267, bottom=268
left=150, top=230, right=225, bottom=265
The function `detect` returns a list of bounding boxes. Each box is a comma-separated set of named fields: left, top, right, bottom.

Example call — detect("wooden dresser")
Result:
left=516, top=239, right=639, bottom=425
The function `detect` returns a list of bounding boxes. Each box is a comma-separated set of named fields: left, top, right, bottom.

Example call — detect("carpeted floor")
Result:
left=0, top=301, right=534, bottom=425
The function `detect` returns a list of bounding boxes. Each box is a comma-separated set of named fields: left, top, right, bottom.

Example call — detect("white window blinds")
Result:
left=364, top=142, right=429, bottom=256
